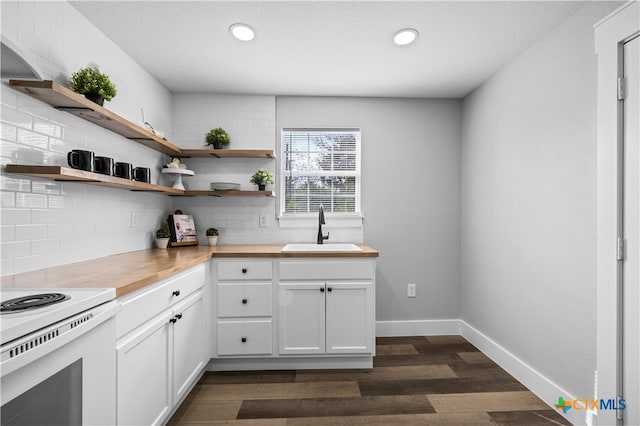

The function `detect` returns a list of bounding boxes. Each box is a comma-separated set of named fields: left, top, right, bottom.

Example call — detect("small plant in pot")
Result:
left=250, top=168, right=274, bottom=190
left=155, top=228, right=170, bottom=249
left=69, top=67, right=117, bottom=106
left=205, top=128, right=231, bottom=149
left=206, top=227, right=219, bottom=246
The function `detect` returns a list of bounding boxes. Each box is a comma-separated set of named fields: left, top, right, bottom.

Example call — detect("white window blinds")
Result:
left=281, top=128, right=361, bottom=215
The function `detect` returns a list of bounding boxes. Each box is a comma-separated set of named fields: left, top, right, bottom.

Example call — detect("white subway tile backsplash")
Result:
left=1, top=241, right=30, bottom=259
left=0, top=175, right=31, bottom=192
left=31, top=209, right=61, bottom=224
left=0, top=259, right=15, bottom=277
left=1, top=191, right=16, bottom=208
left=16, top=128, right=49, bottom=149
left=1, top=106, right=33, bottom=130
left=1, top=123, right=17, bottom=142
left=31, top=238, right=61, bottom=255
left=1, top=226, right=15, bottom=242
left=33, top=117, right=63, bottom=138
left=14, top=254, right=47, bottom=274
left=1, top=209, right=31, bottom=225
left=1, top=2, right=174, bottom=277
left=14, top=224, right=48, bottom=241
left=47, top=195, right=65, bottom=209
left=16, top=193, right=48, bottom=209
left=32, top=181, right=61, bottom=195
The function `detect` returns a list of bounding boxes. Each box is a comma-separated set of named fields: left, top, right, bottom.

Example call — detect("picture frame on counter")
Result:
left=167, top=214, right=199, bottom=247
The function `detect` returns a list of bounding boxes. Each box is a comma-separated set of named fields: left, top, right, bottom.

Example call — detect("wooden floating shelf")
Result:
left=179, top=149, right=275, bottom=159
left=5, top=165, right=183, bottom=195
left=6, top=165, right=275, bottom=198
left=9, top=80, right=182, bottom=156
left=182, top=190, right=275, bottom=197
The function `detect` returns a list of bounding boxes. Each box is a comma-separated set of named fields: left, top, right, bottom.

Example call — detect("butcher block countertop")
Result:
left=0, top=244, right=379, bottom=297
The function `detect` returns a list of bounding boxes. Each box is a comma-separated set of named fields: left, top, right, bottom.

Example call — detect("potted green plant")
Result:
left=250, top=168, right=274, bottom=190
left=206, top=227, right=219, bottom=246
left=155, top=228, right=170, bottom=249
left=205, top=128, right=231, bottom=149
left=69, top=67, right=117, bottom=106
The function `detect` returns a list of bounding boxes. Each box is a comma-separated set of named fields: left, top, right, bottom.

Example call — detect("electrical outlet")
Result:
left=408, top=283, right=416, bottom=298
left=130, top=211, right=139, bottom=229
left=259, top=213, right=268, bottom=228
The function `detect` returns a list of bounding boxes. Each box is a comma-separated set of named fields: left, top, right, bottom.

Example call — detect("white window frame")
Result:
left=278, top=128, right=363, bottom=228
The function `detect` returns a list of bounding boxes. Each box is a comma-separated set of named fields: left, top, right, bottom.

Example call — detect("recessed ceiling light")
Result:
left=229, top=23, right=255, bottom=42
left=393, top=28, right=419, bottom=46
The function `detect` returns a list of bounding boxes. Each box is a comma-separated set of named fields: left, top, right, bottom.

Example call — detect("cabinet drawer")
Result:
left=279, top=261, right=373, bottom=280
left=217, top=261, right=272, bottom=280
left=116, top=264, right=205, bottom=338
left=218, top=282, right=272, bottom=317
left=217, top=320, right=272, bottom=355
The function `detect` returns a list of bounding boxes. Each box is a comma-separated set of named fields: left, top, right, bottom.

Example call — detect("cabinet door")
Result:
left=116, top=313, right=172, bottom=426
left=172, top=292, right=206, bottom=404
left=325, top=282, right=373, bottom=354
left=279, top=282, right=326, bottom=355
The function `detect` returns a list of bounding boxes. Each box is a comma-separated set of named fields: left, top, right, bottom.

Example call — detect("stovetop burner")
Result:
left=1, top=293, right=70, bottom=314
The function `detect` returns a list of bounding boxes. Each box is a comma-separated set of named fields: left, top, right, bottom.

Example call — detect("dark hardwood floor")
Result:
left=168, top=335, right=571, bottom=425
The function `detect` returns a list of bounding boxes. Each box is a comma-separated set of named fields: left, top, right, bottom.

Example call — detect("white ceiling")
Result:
left=71, top=1, right=588, bottom=98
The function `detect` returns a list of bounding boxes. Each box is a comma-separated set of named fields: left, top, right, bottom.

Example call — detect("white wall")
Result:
left=1, top=1, right=173, bottom=276
left=277, top=97, right=462, bottom=322
left=460, top=1, right=621, bottom=406
left=170, top=93, right=281, bottom=243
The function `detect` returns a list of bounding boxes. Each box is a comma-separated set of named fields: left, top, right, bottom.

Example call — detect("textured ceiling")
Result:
left=71, top=1, right=589, bottom=98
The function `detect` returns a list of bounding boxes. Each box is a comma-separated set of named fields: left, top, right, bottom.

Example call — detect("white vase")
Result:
left=207, top=236, right=218, bottom=246
left=156, top=238, right=169, bottom=249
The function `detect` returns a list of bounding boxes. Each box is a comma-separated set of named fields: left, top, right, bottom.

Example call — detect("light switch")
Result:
left=408, top=283, right=416, bottom=298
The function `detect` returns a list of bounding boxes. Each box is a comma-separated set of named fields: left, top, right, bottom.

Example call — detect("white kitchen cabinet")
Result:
left=115, top=264, right=206, bottom=426
left=214, top=260, right=274, bottom=356
left=116, top=312, right=172, bottom=426
left=172, top=293, right=206, bottom=404
left=279, top=281, right=373, bottom=355
left=210, top=257, right=376, bottom=371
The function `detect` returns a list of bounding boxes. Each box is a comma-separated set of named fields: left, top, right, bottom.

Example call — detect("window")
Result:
left=280, top=128, right=361, bottom=216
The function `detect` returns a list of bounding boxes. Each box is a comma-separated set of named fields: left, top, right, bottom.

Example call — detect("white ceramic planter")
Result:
left=156, top=238, right=169, bottom=249
left=207, top=236, right=218, bottom=246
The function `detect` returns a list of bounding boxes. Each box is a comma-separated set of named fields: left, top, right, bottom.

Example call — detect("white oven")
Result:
left=0, top=288, right=120, bottom=425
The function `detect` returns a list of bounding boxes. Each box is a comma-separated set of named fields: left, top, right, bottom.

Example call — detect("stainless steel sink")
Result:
left=281, top=243, right=363, bottom=252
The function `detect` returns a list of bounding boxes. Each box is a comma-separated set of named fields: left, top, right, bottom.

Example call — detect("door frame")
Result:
left=595, top=2, right=640, bottom=425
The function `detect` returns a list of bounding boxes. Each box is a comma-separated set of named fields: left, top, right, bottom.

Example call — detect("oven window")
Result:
left=1, top=359, right=82, bottom=426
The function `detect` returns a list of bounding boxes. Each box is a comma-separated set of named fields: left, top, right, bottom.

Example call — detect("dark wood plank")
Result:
left=237, top=395, right=435, bottom=419
left=488, top=409, right=572, bottom=425
left=199, top=370, right=296, bottom=385
left=358, top=376, right=527, bottom=396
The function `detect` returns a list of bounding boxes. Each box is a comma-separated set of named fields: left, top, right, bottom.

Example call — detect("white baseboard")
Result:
left=459, top=321, right=585, bottom=426
left=376, top=319, right=461, bottom=337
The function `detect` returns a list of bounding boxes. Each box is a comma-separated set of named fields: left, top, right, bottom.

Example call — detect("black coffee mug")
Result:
left=133, top=167, right=151, bottom=183
left=114, top=162, right=133, bottom=179
left=94, top=156, right=114, bottom=176
left=67, top=150, right=94, bottom=172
